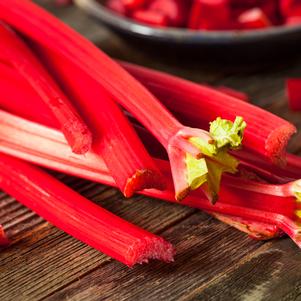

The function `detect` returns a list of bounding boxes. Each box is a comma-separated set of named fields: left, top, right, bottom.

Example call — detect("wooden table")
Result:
left=1, top=2, right=301, bottom=301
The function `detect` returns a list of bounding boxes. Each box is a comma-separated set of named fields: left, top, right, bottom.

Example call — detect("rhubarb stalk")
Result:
left=121, top=62, right=296, bottom=165
left=0, top=152, right=174, bottom=266
left=2, top=110, right=300, bottom=248
left=0, top=22, right=92, bottom=154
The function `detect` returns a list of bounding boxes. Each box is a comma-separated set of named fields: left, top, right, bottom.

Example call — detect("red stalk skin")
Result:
left=0, top=152, right=174, bottom=266
left=286, top=78, right=301, bottom=111
left=0, top=0, right=198, bottom=198
left=120, top=61, right=297, bottom=165
left=0, top=23, right=92, bottom=155
left=0, top=225, right=10, bottom=246
left=0, top=63, right=56, bottom=128
left=2, top=111, right=300, bottom=246
left=217, top=86, right=250, bottom=102
left=235, top=150, right=301, bottom=183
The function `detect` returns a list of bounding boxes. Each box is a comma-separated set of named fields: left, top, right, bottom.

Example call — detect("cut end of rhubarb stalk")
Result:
left=62, top=120, right=93, bottom=154
left=127, top=236, right=175, bottom=267
left=169, top=117, right=246, bottom=203
left=0, top=225, right=10, bottom=247
left=265, top=123, right=297, bottom=166
left=124, top=169, right=166, bottom=198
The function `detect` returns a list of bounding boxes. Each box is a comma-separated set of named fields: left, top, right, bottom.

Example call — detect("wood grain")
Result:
left=45, top=213, right=263, bottom=301
left=1, top=1, right=301, bottom=301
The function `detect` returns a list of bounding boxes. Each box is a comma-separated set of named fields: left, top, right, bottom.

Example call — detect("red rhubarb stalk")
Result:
left=217, top=86, right=250, bottom=102
left=0, top=151, right=174, bottom=266
left=1, top=111, right=300, bottom=247
left=0, top=22, right=92, bottom=154
left=121, top=61, right=296, bottom=165
left=0, top=0, right=244, bottom=202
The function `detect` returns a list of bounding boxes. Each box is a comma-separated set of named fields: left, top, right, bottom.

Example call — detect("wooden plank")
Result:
left=185, top=238, right=301, bottom=301
left=44, top=213, right=264, bottom=301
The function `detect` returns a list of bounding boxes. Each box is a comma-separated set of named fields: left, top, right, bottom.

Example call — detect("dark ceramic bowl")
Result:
left=74, top=0, right=301, bottom=60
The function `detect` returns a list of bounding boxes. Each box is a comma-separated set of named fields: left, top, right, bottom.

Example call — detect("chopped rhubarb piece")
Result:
left=148, top=0, right=190, bottom=27
left=132, top=10, right=169, bottom=26
left=188, top=0, right=230, bottom=30
left=238, top=8, right=271, bottom=29
left=0, top=152, right=174, bottom=266
left=286, top=78, right=301, bottom=111
left=121, top=62, right=296, bottom=165
left=106, top=0, right=127, bottom=15
left=217, top=86, right=250, bottom=102
left=0, top=22, right=92, bottom=155
left=2, top=111, right=301, bottom=248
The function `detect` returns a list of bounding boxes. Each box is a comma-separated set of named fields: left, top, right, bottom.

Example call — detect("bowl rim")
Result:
left=74, top=0, right=301, bottom=44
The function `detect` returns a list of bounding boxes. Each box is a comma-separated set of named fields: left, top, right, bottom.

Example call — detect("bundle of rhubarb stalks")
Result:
left=0, top=0, right=301, bottom=267
left=106, top=0, right=301, bottom=29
